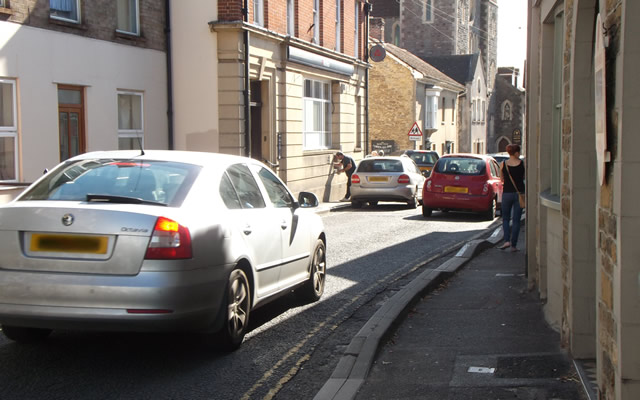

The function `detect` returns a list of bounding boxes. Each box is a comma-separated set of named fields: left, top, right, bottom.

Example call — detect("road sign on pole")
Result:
left=408, top=122, right=423, bottom=141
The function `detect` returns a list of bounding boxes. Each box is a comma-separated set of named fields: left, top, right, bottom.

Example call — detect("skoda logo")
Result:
left=62, top=214, right=74, bottom=226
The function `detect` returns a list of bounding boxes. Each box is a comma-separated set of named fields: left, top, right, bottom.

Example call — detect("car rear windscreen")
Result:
left=434, top=158, right=486, bottom=176
left=20, top=159, right=201, bottom=206
left=409, top=153, right=438, bottom=165
left=357, top=159, right=404, bottom=173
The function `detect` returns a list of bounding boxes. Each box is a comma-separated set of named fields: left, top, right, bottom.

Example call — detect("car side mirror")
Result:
left=297, top=191, right=319, bottom=208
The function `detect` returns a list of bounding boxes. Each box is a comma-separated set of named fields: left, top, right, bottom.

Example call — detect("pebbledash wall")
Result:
left=210, top=0, right=369, bottom=200
left=0, top=1, right=168, bottom=186
left=527, top=0, right=640, bottom=398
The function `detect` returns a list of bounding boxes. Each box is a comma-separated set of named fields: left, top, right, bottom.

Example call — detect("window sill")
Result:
left=0, top=7, right=12, bottom=16
left=115, top=30, right=146, bottom=43
left=539, top=189, right=561, bottom=211
left=49, top=17, right=87, bottom=30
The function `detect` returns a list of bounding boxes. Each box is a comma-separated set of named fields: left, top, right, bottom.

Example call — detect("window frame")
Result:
left=50, top=0, right=81, bottom=23
left=253, top=0, right=264, bottom=27
left=423, top=0, right=433, bottom=23
left=424, top=92, right=439, bottom=130
left=0, top=78, right=18, bottom=182
left=116, top=0, right=140, bottom=36
left=303, top=78, right=332, bottom=150
left=117, top=91, right=144, bottom=150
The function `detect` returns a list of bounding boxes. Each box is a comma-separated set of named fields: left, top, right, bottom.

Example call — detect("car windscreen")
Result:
left=433, top=158, right=486, bottom=176
left=19, top=159, right=201, bottom=207
left=409, top=152, right=438, bottom=165
left=356, top=159, right=404, bottom=173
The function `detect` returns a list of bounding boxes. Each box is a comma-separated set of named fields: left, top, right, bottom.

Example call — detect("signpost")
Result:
left=408, top=122, right=423, bottom=142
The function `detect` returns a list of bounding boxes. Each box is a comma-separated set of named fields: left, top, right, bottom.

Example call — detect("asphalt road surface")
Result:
left=0, top=203, right=498, bottom=400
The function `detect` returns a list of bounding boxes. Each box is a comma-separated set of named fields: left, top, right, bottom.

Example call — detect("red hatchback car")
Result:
left=422, top=154, right=503, bottom=220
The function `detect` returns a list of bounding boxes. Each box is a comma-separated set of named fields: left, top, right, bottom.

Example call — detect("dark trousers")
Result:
left=345, top=173, right=353, bottom=198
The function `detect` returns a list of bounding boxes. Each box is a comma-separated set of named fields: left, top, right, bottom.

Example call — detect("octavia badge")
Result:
left=62, top=213, right=74, bottom=226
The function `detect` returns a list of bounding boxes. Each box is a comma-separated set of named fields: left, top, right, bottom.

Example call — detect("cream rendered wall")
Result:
left=0, top=22, right=167, bottom=182
left=171, top=0, right=219, bottom=152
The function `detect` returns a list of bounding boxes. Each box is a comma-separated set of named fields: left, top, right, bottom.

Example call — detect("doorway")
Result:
left=57, top=85, right=85, bottom=161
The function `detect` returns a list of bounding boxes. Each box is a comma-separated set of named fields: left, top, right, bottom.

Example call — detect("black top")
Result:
left=341, top=156, right=356, bottom=175
left=502, top=161, right=525, bottom=193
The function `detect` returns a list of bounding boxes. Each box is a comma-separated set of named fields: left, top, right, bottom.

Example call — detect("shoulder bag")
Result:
left=505, top=164, right=525, bottom=209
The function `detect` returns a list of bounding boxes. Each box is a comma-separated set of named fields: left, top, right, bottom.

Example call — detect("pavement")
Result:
left=312, top=201, right=593, bottom=400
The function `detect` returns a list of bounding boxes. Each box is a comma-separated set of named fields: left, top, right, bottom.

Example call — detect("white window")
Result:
left=287, top=0, right=294, bottom=36
left=354, top=2, right=359, bottom=58
left=451, top=98, right=455, bottom=123
left=303, top=79, right=331, bottom=150
left=423, top=0, right=433, bottom=23
left=313, top=0, right=319, bottom=43
left=471, top=99, right=476, bottom=122
left=424, top=91, right=439, bottom=130
left=482, top=100, right=486, bottom=123
left=118, top=92, right=144, bottom=150
left=0, top=79, right=17, bottom=181
left=253, top=0, right=264, bottom=27
left=117, top=0, right=139, bottom=35
left=50, top=0, right=80, bottom=23
left=335, top=0, right=341, bottom=52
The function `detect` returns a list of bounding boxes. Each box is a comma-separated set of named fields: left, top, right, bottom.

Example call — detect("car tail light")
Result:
left=145, top=217, right=192, bottom=259
left=398, top=174, right=410, bottom=184
left=351, top=174, right=360, bottom=184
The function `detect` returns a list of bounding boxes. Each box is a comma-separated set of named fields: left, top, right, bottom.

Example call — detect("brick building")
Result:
left=527, top=1, right=640, bottom=398
left=210, top=0, right=370, bottom=200
left=0, top=0, right=169, bottom=185
left=487, top=68, right=525, bottom=153
left=368, top=40, right=463, bottom=155
left=370, top=0, right=497, bottom=91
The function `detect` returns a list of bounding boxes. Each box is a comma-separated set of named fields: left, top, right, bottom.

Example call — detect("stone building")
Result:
left=423, top=54, right=488, bottom=154
left=487, top=68, right=525, bottom=153
left=527, top=0, right=640, bottom=398
left=211, top=0, right=370, bottom=200
left=367, top=38, right=463, bottom=155
left=370, top=0, right=497, bottom=90
left=0, top=0, right=168, bottom=185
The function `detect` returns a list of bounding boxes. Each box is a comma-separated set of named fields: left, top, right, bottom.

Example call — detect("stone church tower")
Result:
left=371, top=0, right=498, bottom=90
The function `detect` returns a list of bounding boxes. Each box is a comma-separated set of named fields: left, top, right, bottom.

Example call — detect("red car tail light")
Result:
left=351, top=174, right=361, bottom=184
left=398, top=174, right=410, bottom=184
left=145, top=217, right=192, bottom=259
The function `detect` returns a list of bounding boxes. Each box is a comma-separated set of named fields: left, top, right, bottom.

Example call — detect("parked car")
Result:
left=422, top=154, right=503, bottom=220
left=350, top=156, right=425, bottom=208
left=488, top=152, right=525, bottom=164
left=392, top=149, right=440, bottom=177
left=0, top=150, right=326, bottom=350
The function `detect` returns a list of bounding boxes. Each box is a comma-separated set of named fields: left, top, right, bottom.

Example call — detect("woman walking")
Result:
left=499, top=144, right=525, bottom=252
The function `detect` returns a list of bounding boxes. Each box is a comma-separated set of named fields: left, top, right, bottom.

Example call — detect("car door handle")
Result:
left=243, top=225, right=252, bottom=235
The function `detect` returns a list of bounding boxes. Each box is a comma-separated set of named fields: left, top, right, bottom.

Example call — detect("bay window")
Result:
left=0, top=79, right=17, bottom=181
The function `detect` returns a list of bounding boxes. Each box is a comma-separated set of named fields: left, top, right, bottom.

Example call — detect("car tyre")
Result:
left=299, top=240, right=326, bottom=303
left=422, top=205, right=433, bottom=218
left=1, top=325, right=52, bottom=343
left=484, top=197, right=497, bottom=221
left=407, top=191, right=418, bottom=209
left=351, top=200, right=363, bottom=209
left=217, top=268, right=251, bottom=351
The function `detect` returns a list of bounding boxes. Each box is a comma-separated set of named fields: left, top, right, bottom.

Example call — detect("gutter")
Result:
left=165, top=0, right=174, bottom=149
left=364, top=2, right=371, bottom=154
left=243, top=0, right=251, bottom=157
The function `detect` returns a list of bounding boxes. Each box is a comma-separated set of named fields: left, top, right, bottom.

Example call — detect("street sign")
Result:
left=407, top=122, right=423, bottom=141
left=370, top=44, right=386, bottom=62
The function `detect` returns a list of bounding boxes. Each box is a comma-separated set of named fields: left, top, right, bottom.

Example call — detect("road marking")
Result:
left=243, top=234, right=487, bottom=399
left=491, top=227, right=501, bottom=238
left=468, top=366, right=495, bottom=374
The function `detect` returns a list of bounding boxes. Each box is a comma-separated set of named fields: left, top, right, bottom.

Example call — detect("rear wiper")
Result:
left=86, top=194, right=167, bottom=206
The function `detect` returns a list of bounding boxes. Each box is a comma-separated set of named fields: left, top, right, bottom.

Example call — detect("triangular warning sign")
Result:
left=407, top=122, right=423, bottom=136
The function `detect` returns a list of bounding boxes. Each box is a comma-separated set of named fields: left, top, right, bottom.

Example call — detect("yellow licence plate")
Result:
left=444, top=186, right=468, bottom=194
left=29, top=234, right=109, bottom=254
left=368, top=176, right=389, bottom=182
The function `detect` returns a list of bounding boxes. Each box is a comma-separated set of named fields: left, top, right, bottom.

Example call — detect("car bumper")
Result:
left=422, top=192, right=492, bottom=211
left=0, top=265, right=232, bottom=332
left=350, top=185, right=417, bottom=202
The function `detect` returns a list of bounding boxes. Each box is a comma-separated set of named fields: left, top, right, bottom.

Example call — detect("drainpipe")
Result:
left=243, top=0, right=251, bottom=157
left=165, top=0, right=174, bottom=149
left=364, top=2, right=371, bottom=155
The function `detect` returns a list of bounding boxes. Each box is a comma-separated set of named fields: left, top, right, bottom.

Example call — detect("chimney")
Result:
left=370, top=17, right=385, bottom=42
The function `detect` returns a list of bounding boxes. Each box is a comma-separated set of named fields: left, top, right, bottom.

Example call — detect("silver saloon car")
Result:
left=349, top=156, right=425, bottom=208
left=0, top=151, right=326, bottom=350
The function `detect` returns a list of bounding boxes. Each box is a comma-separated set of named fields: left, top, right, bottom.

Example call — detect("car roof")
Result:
left=439, top=153, right=494, bottom=161
left=67, top=150, right=257, bottom=169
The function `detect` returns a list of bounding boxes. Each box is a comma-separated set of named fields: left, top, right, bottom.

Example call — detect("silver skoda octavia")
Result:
left=0, top=150, right=326, bottom=350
